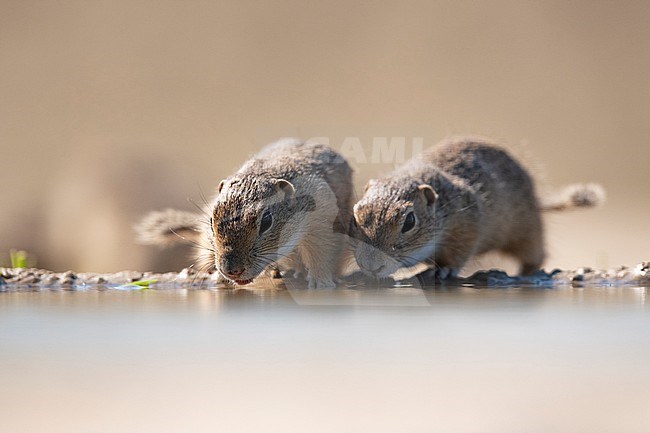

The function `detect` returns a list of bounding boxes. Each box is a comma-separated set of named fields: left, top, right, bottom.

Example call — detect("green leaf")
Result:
left=10, top=250, right=28, bottom=269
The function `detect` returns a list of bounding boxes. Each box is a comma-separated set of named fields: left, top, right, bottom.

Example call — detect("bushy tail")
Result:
left=134, top=209, right=203, bottom=246
left=540, top=183, right=606, bottom=212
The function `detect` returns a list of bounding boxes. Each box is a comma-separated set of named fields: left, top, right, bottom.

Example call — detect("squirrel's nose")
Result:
left=222, top=266, right=246, bottom=279
left=224, top=267, right=245, bottom=278
left=362, top=263, right=385, bottom=274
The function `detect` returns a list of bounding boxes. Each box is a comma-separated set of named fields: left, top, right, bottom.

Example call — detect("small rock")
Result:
left=61, top=271, right=77, bottom=280
left=41, top=275, right=60, bottom=286
left=60, top=278, right=75, bottom=286
left=17, top=274, right=40, bottom=285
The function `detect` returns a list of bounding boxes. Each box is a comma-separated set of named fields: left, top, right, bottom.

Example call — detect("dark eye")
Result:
left=259, top=209, right=272, bottom=234
left=401, top=211, right=416, bottom=233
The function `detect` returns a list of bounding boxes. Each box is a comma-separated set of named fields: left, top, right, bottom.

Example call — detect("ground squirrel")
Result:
left=351, top=136, right=605, bottom=279
left=136, top=139, right=353, bottom=288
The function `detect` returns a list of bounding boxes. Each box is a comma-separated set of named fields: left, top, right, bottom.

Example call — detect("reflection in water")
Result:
left=5, top=283, right=645, bottom=309
left=1, top=286, right=649, bottom=433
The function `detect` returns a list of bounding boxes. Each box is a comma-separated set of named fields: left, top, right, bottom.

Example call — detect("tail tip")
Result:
left=565, top=183, right=606, bottom=208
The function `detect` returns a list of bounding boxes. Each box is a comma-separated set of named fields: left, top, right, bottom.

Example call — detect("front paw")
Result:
left=437, top=267, right=459, bottom=280
left=416, top=267, right=459, bottom=284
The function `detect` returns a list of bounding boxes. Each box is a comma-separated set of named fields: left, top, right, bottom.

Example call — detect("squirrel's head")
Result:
left=351, top=178, right=439, bottom=278
left=211, top=176, right=297, bottom=285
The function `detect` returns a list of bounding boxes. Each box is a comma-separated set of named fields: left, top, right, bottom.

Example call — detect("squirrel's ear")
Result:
left=217, top=180, right=226, bottom=194
left=275, top=179, right=295, bottom=201
left=364, top=179, right=377, bottom=193
left=418, top=184, right=438, bottom=206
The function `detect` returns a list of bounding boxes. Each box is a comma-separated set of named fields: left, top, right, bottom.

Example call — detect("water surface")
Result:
left=1, top=286, right=649, bottom=433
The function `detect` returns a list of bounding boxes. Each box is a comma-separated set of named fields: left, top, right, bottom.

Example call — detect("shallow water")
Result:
left=1, top=286, right=649, bottom=433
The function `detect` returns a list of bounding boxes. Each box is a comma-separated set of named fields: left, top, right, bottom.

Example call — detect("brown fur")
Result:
left=352, top=136, right=603, bottom=279
left=207, top=139, right=353, bottom=288
left=136, top=139, right=353, bottom=287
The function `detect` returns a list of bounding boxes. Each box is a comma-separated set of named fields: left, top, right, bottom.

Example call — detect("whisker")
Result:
left=168, top=227, right=214, bottom=252
left=188, top=196, right=211, bottom=217
left=197, top=185, right=212, bottom=208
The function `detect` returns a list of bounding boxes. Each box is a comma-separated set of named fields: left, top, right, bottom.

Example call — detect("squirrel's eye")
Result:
left=401, top=211, right=416, bottom=233
left=259, top=210, right=272, bottom=234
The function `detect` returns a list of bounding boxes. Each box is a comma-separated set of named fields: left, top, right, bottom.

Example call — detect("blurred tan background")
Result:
left=1, top=0, right=648, bottom=273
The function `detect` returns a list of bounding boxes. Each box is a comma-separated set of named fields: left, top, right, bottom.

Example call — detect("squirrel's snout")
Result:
left=222, top=267, right=245, bottom=279
left=356, top=247, right=388, bottom=275
left=360, top=263, right=386, bottom=274
left=220, top=255, right=247, bottom=279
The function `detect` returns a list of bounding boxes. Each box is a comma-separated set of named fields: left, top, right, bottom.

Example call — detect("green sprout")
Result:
left=128, top=279, right=158, bottom=290
left=10, top=249, right=28, bottom=269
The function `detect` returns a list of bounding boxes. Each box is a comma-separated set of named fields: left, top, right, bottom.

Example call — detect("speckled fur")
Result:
left=208, top=139, right=353, bottom=288
left=352, top=136, right=595, bottom=278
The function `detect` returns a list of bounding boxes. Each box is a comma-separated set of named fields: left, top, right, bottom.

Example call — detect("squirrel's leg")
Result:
left=416, top=235, right=478, bottom=282
left=299, top=229, right=341, bottom=289
left=504, top=230, right=546, bottom=276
